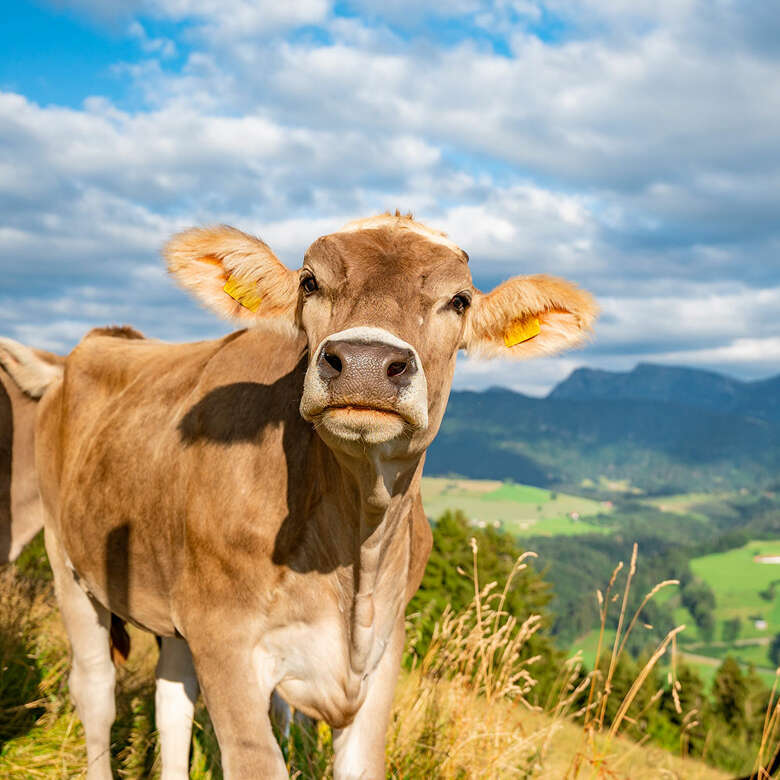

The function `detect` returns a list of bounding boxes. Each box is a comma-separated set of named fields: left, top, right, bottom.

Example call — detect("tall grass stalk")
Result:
left=750, top=668, right=780, bottom=779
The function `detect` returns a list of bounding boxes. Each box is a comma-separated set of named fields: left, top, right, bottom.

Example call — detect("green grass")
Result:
left=572, top=629, right=779, bottom=693
left=421, top=477, right=610, bottom=537
left=569, top=628, right=617, bottom=671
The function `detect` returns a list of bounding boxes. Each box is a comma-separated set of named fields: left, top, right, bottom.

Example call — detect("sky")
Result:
left=1, top=0, right=778, bottom=396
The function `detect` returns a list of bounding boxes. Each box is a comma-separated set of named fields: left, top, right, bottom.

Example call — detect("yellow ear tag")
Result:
left=223, top=276, right=262, bottom=313
left=504, top=317, right=541, bottom=347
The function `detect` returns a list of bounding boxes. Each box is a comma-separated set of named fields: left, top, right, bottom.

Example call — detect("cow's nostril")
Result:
left=323, top=351, right=343, bottom=374
left=387, top=361, right=407, bottom=378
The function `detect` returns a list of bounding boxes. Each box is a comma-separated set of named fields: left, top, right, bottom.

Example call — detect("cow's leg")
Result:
left=332, top=618, right=404, bottom=780
left=155, top=637, right=199, bottom=780
left=45, top=528, right=115, bottom=780
left=269, top=690, right=292, bottom=738
left=188, top=639, right=288, bottom=780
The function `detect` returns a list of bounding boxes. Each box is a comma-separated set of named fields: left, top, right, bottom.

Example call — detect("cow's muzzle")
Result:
left=317, top=340, right=418, bottom=400
left=300, top=327, right=429, bottom=443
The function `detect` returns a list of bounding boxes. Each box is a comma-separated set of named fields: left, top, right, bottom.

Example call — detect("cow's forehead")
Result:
left=304, top=214, right=471, bottom=287
left=336, top=214, right=464, bottom=257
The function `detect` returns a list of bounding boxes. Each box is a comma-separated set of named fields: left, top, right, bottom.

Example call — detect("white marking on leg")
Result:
left=45, top=528, right=115, bottom=780
left=155, top=637, right=199, bottom=780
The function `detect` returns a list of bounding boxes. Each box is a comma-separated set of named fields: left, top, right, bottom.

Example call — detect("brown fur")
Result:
left=0, top=339, right=64, bottom=399
left=86, top=325, right=145, bottom=341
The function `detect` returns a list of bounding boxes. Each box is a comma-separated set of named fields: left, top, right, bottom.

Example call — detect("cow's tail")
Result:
left=109, top=615, right=131, bottom=666
left=0, top=337, right=63, bottom=398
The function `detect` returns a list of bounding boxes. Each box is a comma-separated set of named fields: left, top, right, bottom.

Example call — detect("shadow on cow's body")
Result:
left=176, top=361, right=421, bottom=578
left=178, top=367, right=353, bottom=575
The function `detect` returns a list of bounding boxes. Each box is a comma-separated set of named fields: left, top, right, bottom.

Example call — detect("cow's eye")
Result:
left=450, top=293, right=471, bottom=314
left=301, top=274, right=318, bottom=295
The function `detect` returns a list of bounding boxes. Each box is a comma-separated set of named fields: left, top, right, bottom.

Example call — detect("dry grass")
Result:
left=385, top=542, right=729, bottom=779
left=0, top=542, right=755, bottom=779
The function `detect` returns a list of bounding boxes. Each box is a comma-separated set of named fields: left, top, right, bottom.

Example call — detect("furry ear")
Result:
left=165, top=225, right=299, bottom=324
left=463, top=274, right=597, bottom=359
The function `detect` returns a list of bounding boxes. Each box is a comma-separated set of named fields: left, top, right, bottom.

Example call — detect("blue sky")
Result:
left=1, top=0, right=779, bottom=395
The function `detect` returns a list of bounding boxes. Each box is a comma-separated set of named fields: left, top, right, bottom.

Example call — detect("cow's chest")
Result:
left=254, top=589, right=403, bottom=728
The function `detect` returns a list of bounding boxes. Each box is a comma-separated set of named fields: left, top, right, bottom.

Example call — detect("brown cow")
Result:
left=0, top=339, right=64, bottom=563
left=8, top=214, right=596, bottom=779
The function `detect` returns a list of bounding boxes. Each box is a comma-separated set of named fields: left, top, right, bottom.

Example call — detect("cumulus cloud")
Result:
left=1, top=0, right=778, bottom=392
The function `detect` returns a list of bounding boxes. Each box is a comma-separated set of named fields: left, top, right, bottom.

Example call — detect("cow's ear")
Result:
left=462, top=274, right=597, bottom=359
left=165, top=225, right=299, bottom=324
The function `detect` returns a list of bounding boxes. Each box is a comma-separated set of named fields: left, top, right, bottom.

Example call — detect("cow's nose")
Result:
left=318, top=340, right=418, bottom=397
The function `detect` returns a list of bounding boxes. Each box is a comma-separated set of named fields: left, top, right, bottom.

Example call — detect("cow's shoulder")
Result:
left=193, top=325, right=307, bottom=393
left=84, top=324, right=145, bottom=341
left=65, top=324, right=303, bottom=396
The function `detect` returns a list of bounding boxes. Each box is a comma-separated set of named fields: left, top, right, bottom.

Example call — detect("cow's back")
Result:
left=37, top=325, right=309, bottom=635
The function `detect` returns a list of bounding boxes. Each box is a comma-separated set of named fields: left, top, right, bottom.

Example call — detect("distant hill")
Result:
left=550, top=363, right=780, bottom=421
left=426, top=364, right=780, bottom=493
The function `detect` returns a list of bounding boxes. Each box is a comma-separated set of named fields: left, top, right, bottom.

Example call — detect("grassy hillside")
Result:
left=0, top=541, right=742, bottom=779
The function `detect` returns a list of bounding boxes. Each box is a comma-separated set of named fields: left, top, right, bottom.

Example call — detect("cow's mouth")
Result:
left=326, top=403, right=403, bottom=417
left=317, top=403, right=410, bottom=443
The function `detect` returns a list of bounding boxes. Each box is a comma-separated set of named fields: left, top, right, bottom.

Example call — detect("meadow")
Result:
left=420, top=477, right=610, bottom=536
left=669, top=540, right=780, bottom=685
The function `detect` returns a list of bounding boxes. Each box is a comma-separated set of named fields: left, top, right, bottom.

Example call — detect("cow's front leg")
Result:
left=333, top=618, right=404, bottom=780
left=187, top=636, right=287, bottom=780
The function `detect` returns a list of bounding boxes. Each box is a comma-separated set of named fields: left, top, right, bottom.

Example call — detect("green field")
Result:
left=420, top=477, right=610, bottom=536
left=691, top=540, right=780, bottom=640
left=658, top=540, right=780, bottom=680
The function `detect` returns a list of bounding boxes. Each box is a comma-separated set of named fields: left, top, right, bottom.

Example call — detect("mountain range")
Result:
left=425, top=363, right=780, bottom=494
left=549, top=363, right=780, bottom=421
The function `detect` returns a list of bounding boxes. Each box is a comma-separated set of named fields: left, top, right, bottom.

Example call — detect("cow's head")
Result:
left=166, top=214, right=597, bottom=459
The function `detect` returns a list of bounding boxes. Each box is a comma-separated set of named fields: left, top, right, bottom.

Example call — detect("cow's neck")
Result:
left=328, top=445, right=421, bottom=679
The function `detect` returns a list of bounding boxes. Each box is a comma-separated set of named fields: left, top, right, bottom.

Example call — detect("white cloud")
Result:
left=128, top=21, right=176, bottom=58
left=3, top=2, right=779, bottom=395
